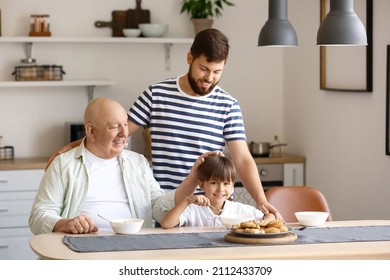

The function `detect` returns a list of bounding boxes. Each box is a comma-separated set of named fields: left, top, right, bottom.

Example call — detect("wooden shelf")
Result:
left=0, top=36, right=193, bottom=70
left=0, top=80, right=115, bottom=101
left=0, top=36, right=194, bottom=44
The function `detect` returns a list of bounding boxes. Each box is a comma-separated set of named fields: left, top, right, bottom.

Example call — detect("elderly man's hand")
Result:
left=53, top=215, right=98, bottom=234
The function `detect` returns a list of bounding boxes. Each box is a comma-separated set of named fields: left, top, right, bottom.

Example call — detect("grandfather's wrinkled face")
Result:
left=91, top=111, right=129, bottom=159
left=187, top=54, right=225, bottom=96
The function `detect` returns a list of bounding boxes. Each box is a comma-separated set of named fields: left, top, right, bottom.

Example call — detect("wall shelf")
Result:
left=0, top=80, right=115, bottom=101
left=0, top=36, right=194, bottom=70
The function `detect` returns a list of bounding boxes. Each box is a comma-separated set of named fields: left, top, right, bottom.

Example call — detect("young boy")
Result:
left=160, top=155, right=275, bottom=229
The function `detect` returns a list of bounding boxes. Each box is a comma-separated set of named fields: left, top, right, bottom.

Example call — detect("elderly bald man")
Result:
left=29, top=98, right=218, bottom=234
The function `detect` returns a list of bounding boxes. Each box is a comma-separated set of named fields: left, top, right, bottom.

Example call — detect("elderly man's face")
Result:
left=90, top=111, right=129, bottom=159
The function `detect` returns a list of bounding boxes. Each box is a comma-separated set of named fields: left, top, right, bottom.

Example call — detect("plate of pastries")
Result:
left=230, top=219, right=291, bottom=238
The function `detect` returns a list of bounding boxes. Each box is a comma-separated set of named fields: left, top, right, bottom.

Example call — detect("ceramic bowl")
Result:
left=294, top=211, right=329, bottom=227
left=139, top=23, right=168, bottom=37
left=220, top=213, right=255, bottom=229
left=123, top=28, right=141, bottom=37
left=110, top=218, right=144, bottom=234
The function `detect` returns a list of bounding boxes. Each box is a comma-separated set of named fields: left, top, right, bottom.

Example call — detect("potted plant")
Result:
left=180, top=0, right=235, bottom=34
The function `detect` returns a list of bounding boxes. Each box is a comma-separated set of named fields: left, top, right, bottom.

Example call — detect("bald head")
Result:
left=84, top=98, right=126, bottom=126
left=84, top=98, right=129, bottom=159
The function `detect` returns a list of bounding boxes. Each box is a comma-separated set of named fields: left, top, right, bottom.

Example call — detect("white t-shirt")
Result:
left=80, top=149, right=132, bottom=229
left=179, top=200, right=264, bottom=227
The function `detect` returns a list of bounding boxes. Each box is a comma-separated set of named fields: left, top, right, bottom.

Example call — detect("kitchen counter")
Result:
left=0, top=154, right=305, bottom=171
left=0, top=157, right=48, bottom=170
left=252, top=153, right=305, bottom=164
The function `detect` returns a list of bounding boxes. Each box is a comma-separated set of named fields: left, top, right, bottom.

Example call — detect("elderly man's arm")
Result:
left=227, top=140, right=283, bottom=221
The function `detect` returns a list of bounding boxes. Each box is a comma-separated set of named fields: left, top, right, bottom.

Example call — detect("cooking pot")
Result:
left=248, top=141, right=287, bottom=157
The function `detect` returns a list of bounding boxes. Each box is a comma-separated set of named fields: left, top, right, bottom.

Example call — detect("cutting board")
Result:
left=95, top=10, right=128, bottom=37
left=127, top=0, right=151, bottom=28
left=224, top=232, right=297, bottom=244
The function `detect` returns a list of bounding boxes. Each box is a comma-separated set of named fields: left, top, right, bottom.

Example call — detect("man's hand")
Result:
left=256, top=200, right=284, bottom=222
left=53, top=215, right=98, bottom=234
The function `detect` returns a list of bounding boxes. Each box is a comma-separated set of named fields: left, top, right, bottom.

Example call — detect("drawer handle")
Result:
left=0, top=177, right=8, bottom=183
left=0, top=208, right=9, bottom=213
left=0, top=245, right=9, bottom=249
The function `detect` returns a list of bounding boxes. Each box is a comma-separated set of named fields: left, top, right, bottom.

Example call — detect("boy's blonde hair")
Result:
left=198, top=155, right=237, bottom=183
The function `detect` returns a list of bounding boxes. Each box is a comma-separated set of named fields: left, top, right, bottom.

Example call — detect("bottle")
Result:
left=270, top=135, right=282, bottom=157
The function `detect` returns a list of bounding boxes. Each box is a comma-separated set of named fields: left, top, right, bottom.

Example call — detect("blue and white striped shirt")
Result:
left=128, top=76, right=246, bottom=190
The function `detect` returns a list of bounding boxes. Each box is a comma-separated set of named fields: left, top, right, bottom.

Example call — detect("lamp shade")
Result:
left=317, top=0, right=367, bottom=46
left=258, top=0, right=297, bottom=47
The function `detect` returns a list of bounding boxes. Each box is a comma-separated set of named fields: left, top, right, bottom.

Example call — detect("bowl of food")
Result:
left=123, top=28, right=141, bottom=37
left=220, top=213, right=255, bottom=229
left=110, top=218, right=144, bottom=234
left=294, top=211, right=329, bottom=227
left=139, top=23, right=168, bottom=37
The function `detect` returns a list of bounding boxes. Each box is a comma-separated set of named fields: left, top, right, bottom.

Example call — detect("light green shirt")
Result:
left=29, top=140, right=175, bottom=234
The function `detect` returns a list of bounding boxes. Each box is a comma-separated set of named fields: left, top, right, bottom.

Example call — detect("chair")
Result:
left=265, top=185, right=332, bottom=223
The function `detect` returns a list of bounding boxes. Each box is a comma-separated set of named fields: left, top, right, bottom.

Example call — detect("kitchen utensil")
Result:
left=97, top=214, right=111, bottom=222
left=224, top=231, right=297, bottom=244
left=123, top=28, right=141, bottom=37
left=248, top=141, right=287, bottom=157
left=95, top=10, right=128, bottom=37
left=139, top=23, right=168, bottom=37
left=127, top=0, right=151, bottom=29
left=185, top=195, right=222, bottom=213
left=220, top=213, right=255, bottom=229
left=295, top=211, right=329, bottom=227
left=110, top=218, right=144, bottom=234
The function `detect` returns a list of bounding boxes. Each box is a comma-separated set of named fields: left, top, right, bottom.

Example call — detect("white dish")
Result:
left=220, top=214, right=255, bottom=229
left=139, top=23, right=168, bottom=37
left=110, top=218, right=144, bottom=234
left=123, top=28, right=141, bottom=37
left=295, top=211, right=329, bottom=227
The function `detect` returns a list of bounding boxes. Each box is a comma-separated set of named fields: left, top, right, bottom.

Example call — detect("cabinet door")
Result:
left=0, top=228, right=37, bottom=260
left=283, top=163, right=304, bottom=186
left=0, top=169, right=44, bottom=191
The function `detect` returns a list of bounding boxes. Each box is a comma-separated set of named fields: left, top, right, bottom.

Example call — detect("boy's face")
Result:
left=199, top=179, right=234, bottom=204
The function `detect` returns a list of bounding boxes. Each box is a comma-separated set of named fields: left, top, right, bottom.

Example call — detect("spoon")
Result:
left=184, top=195, right=223, bottom=213
left=97, top=214, right=111, bottom=223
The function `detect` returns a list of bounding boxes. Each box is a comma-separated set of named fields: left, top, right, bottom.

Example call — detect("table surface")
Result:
left=30, top=220, right=390, bottom=260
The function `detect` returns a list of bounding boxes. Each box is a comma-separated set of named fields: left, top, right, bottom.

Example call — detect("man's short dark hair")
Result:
left=190, top=28, right=229, bottom=63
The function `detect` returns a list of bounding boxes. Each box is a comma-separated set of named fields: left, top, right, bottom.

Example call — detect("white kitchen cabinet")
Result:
left=283, top=163, right=304, bottom=186
left=0, top=169, right=44, bottom=260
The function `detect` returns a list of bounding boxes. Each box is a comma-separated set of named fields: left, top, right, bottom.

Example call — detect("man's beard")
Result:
left=187, top=67, right=218, bottom=96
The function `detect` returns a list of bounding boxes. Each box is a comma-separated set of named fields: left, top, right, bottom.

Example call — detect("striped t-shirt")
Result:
left=128, top=76, right=246, bottom=190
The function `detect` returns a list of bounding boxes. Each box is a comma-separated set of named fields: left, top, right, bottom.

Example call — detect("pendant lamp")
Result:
left=317, top=0, right=367, bottom=46
left=258, top=0, right=297, bottom=47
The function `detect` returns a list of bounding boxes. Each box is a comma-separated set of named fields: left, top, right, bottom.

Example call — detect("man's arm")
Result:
left=227, top=140, right=283, bottom=220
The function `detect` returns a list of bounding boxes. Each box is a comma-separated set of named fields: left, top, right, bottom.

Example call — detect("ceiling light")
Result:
left=258, top=0, right=298, bottom=47
left=317, top=0, right=367, bottom=46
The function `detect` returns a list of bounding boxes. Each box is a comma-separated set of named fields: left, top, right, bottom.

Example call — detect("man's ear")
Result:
left=187, top=52, right=193, bottom=64
left=85, top=123, right=95, bottom=140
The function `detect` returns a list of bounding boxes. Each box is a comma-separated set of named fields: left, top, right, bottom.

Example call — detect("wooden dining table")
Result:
left=29, top=220, right=390, bottom=260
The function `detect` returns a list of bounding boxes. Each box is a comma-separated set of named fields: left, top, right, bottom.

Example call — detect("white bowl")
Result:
left=123, top=28, right=141, bottom=37
left=139, top=23, right=168, bottom=37
left=294, top=211, right=329, bottom=227
left=110, top=218, right=144, bottom=234
left=220, top=213, right=255, bottom=229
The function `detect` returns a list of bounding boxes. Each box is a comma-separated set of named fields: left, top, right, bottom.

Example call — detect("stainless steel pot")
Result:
left=248, top=141, right=287, bottom=157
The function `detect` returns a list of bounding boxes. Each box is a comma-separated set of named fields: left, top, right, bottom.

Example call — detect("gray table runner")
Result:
left=63, top=225, right=390, bottom=253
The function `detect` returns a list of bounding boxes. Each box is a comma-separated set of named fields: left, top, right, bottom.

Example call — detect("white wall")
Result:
left=285, top=0, right=390, bottom=220
left=1, top=0, right=388, bottom=220
left=0, top=0, right=283, bottom=156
